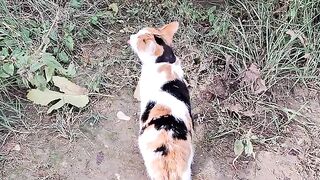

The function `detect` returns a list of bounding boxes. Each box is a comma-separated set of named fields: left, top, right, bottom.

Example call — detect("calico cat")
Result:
left=128, top=22, right=194, bottom=180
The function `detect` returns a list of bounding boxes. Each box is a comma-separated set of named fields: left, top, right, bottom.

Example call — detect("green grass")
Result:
left=0, top=0, right=320, bottom=177
left=203, top=0, right=320, bottom=133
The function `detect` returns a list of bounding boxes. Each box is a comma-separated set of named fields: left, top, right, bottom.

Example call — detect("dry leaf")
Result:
left=12, top=144, right=21, bottom=151
left=211, top=75, right=228, bottom=99
left=134, top=79, right=141, bottom=101
left=200, top=75, right=228, bottom=101
left=109, top=3, right=118, bottom=14
left=27, top=88, right=89, bottom=113
left=27, top=88, right=62, bottom=106
left=52, top=76, right=88, bottom=95
left=241, top=63, right=267, bottom=94
left=286, top=29, right=308, bottom=47
left=223, top=102, right=256, bottom=117
left=302, top=53, right=311, bottom=59
left=117, top=111, right=131, bottom=121
left=254, top=78, right=267, bottom=94
left=27, top=76, right=89, bottom=113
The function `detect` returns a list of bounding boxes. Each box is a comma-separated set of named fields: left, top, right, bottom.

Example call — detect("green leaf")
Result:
left=78, top=29, right=89, bottom=41
left=80, top=28, right=89, bottom=36
left=45, top=66, right=55, bottom=82
left=96, top=11, right=105, bottom=17
left=2, top=63, right=14, bottom=76
left=234, top=139, right=244, bottom=156
left=244, top=139, right=254, bottom=156
left=89, top=76, right=101, bottom=92
left=15, top=54, right=29, bottom=68
left=49, top=29, right=58, bottom=42
left=30, top=62, right=44, bottom=72
left=28, top=19, right=39, bottom=28
left=4, top=17, right=18, bottom=27
left=67, top=23, right=76, bottom=32
left=0, top=69, right=10, bottom=78
left=21, top=28, right=32, bottom=44
left=70, top=0, right=83, bottom=9
left=32, top=74, right=47, bottom=90
left=64, top=35, right=74, bottom=51
left=22, top=77, right=30, bottom=88
left=0, top=47, right=9, bottom=60
left=12, top=48, right=23, bottom=57
left=90, top=15, right=99, bottom=25
left=42, top=53, right=68, bottom=76
left=42, top=53, right=64, bottom=71
left=58, top=51, right=69, bottom=63
left=66, top=63, right=76, bottom=77
left=53, top=47, right=59, bottom=54
left=109, top=3, right=119, bottom=15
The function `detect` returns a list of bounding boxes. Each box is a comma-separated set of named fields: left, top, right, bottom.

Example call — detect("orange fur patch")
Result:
left=158, top=64, right=178, bottom=81
left=140, top=105, right=193, bottom=179
left=154, top=44, right=164, bottom=57
left=137, top=33, right=164, bottom=57
left=159, top=22, right=179, bottom=46
left=145, top=27, right=161, bottom=35
left=143, top=104, right=171, bottom=125
left=144, top=22, right=179, bottom=46
left=145, top=129, right=192, bottom=179
left=137, top=34, right=153, bottom=52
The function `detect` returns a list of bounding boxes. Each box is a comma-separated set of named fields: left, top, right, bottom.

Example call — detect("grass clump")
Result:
left=202, top=0, right=320, bottom=138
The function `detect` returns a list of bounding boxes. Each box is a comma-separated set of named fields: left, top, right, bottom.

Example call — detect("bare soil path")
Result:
left=2, top=88, right=318, bottom=180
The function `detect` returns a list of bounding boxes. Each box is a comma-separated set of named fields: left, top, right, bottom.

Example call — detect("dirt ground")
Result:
left=1, top=87, right=319, bottom=180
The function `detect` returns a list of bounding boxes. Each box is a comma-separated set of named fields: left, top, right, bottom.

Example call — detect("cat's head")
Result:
left=128, top=22, right=179, bottom=65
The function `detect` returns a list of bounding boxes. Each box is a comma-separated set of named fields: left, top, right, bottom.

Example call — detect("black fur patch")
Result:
left=140, top=125, right=147, bottom=135
left=148, top=115, right=188, bottom=140
left=161, top=79, right=191, bottom=113
left=154, top=144, right=169, bottom=156
left=141, top=101, right=156, bottom=123
left=154, top=35, right=176, bottom=64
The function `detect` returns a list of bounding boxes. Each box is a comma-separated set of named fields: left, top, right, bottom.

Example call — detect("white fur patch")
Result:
left=129, top=29, right=158, bottom=65
left=130, top=27, right=193, bottom=180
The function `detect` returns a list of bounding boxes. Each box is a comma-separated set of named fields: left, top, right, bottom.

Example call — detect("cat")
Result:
left=128, top=22, right=194, bottom=180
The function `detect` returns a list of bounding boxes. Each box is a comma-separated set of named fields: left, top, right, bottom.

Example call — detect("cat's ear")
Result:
left=159, top=22, right=179, bottom=46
